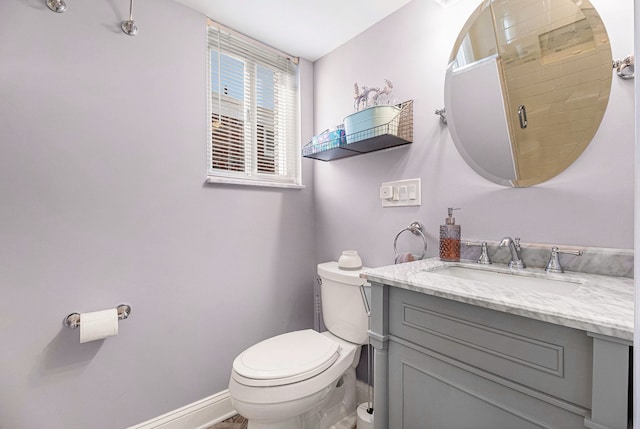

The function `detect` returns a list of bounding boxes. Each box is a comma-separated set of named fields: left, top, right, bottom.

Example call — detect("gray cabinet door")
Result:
left=388, top=287, right=594, bottom=407
left=388, top=340, right=587, bottom=429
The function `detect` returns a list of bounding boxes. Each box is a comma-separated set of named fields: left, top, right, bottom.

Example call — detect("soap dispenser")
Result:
left=439, top=208, right=461, bottom=262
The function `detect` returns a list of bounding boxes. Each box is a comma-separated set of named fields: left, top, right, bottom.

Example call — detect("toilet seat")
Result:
left=232, top=329, right=341, bottom=387
left=229, top=331, right=361, bottom=408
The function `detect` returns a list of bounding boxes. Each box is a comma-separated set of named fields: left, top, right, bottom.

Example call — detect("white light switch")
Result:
left=380, top=185, right=393, bottom=200
left=408, top=184, right=417, bottom=200
left=399, top=186, right=408, bottom=201
left=380, top=178, right=421, bottom=207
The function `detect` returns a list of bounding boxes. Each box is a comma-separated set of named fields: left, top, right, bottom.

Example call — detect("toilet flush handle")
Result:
left=359, top=284, right=371, bottom=317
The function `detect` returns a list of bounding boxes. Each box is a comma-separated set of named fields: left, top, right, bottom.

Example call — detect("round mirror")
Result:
left=444, top=0, right=612, bottom=187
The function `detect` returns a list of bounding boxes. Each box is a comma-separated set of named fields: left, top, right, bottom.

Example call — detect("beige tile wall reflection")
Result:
left=492, top=0, right=611, bottom=186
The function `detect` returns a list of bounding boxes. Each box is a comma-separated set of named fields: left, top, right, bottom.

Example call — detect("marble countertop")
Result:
left=361, top=258, right=634, bottom=341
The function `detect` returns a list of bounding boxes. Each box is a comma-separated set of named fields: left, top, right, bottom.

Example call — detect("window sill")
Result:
left=205, top=175, right=305, bottom=189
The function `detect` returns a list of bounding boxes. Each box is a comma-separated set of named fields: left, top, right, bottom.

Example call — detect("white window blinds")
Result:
left=206, top=21, right=301, bottom=188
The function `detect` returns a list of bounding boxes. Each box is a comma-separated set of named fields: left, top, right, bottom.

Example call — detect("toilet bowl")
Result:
left=228, top=261, right=369, bottom=429
left=229, top=330, right=361, bottom=428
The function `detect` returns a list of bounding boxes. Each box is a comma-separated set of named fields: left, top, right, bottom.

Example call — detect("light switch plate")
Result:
left=380, top=178, right=421, bottom=207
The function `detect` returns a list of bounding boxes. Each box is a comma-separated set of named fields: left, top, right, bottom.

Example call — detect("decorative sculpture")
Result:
left=353, top=79, right=394, bottom=111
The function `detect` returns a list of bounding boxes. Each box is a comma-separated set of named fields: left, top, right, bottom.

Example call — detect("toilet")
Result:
left=228, top=261, right=369, bottom=429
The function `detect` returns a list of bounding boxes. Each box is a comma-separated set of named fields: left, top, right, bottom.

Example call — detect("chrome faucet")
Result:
left=545, top=246, right=583, bottom=273
left=465, top=241, right=492, bottom=265
left=499, top=237, right=526, bottom=269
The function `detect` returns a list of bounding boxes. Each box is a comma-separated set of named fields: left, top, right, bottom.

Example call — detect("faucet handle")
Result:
left=514, top=237, right=521, bottom=250
left=545, top=246, right=583, bottom=273
left=477, top=242, right=492, bottom=265
left=465, top=241, right=492, bottom=265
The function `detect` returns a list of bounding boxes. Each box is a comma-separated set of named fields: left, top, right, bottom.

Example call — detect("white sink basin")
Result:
left=427, top=265, right=583, bottom=296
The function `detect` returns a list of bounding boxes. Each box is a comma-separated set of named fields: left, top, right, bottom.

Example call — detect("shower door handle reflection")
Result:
left=518, top=104, right=528, bottom=129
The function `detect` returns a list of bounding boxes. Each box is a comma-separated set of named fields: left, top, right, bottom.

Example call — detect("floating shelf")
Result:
left=303, top=100, right=413, bottom=162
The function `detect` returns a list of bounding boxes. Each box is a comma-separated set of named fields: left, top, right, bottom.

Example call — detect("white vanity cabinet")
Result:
left=364, top=259, right=633, bottom=429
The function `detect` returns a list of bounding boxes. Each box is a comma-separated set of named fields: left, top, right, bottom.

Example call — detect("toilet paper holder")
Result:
left=64, top=304, right=132, bottom=329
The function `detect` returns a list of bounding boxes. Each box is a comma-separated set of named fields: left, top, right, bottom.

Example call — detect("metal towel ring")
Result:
left=393, top=221, right=428, bottom=260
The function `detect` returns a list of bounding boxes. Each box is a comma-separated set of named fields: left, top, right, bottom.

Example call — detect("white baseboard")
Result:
left=128, top=382, right=372, bottom=429
left=127, top=390, right=236, bottom=429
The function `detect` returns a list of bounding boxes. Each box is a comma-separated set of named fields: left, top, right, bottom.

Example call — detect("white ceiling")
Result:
left=173, top=0, right=414, bottom=61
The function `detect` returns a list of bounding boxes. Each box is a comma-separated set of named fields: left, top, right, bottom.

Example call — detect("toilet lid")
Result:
left=232, top=330, right=340, bottom=387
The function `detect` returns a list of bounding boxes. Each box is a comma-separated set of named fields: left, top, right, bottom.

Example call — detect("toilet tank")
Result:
left=317, top=262, right=369, bottom=345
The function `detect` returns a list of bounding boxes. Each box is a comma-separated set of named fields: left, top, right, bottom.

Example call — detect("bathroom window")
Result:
left=206, top=20, right=301, bottom=188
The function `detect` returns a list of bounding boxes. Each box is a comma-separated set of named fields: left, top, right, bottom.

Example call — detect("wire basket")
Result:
left=303, top=100, right=413, bottom=161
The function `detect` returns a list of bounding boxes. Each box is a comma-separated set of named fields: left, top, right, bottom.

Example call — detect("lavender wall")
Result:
left=313, top=0, right=635, bottom=269
left=0, top=1, right=316, bottom=428
left=0, top=0, right=634, bottom=427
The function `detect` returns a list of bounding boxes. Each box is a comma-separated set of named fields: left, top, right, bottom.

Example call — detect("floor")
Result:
left=206, top=414, right=248, bottom=429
